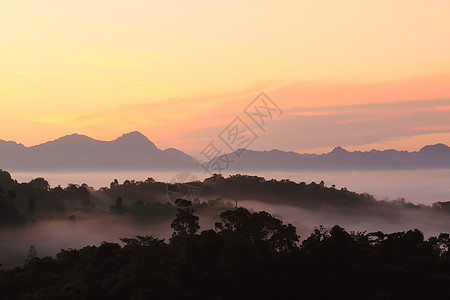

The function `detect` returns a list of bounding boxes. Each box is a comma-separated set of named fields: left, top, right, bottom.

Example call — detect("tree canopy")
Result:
left=1, top=207, right=449, bottom=299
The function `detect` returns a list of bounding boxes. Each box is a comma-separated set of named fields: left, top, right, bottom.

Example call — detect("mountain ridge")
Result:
left=0, top=132, right=449, bottom=172
left=1, top=132, right=449, bottom=154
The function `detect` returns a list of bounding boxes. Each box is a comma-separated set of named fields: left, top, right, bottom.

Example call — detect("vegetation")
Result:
left=0, top=206, right=449, bottom=299
left=1, top=169, right=449, bottom=227
left=0, top=169, right=449, bottom=298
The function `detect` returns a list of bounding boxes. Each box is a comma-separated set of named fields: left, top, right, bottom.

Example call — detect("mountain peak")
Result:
left=119, top=131, right=146, bottom=138
left=330, top=146, right=348, bottom=153
left=0, top=139, right=25, bottom=146
left=49, top=133, right=95, bottom=144
left=116, top=131, right=148, bottom=141
left=0, top=139, right=26, bottom=150
left=27, top=133, right=98, bottom=150
left=114, top=131, right=157, bottom=148
left=419, top=143, right=450, bottom=152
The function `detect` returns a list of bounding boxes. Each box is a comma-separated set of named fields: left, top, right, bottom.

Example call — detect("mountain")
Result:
left=224, top=144, right=450, bottom=171
left=0, top=132, right=197, bottom=171
left=0, top=132, right=449, bottom=172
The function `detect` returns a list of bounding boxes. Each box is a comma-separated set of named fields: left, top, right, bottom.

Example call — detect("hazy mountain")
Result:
left=0, top=132, right=449, bottom=172
left=0, top=131, right=197, bottom=171
left=225, top=143, right=450, bottom=171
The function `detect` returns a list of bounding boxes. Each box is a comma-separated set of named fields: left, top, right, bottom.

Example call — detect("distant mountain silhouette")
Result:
left=225, top=143, right=450, bottom=171
left=0, top=131, right=197, bottom=171
left=0, top=132, right=449, bottom=171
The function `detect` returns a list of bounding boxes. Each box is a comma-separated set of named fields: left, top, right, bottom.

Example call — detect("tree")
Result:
left=25, top=245, right=37, bottom=263
left=170, top=201, right=200, bottom=258
left=64, top=184, right=93, bottom=208
left=110, top=196, right=124, bottom=214
left=0, top=189, right=21, bottom=224
left=0, top=170, right=13, bottom=185
left=26, top=197, right=35, bottom=217
left=28, top=177, right=50, bottom=191
left=121, top=235, right=166, bottom=248
left=170, top=204, right=200, bottom=237
left=215, top=207, right=299, bottom=253
left=115, top=196, right=123, bottom=213
left=5, top=190, right=17, bottom=206
left=145, top=177, right=155, bottom=184
left=110, top=179, right=119, bottom=189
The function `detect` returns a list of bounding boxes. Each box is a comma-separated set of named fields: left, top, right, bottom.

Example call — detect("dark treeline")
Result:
left=1, top=170, right=449, bottom=226
left=0, top=207, right=449, bottom=299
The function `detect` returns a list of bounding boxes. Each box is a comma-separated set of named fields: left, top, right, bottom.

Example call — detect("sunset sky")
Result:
left=1, top=0, right=450, bottom=155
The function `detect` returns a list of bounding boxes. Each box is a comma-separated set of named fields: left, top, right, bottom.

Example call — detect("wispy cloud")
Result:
left=19, top=75, right=450, bottom=154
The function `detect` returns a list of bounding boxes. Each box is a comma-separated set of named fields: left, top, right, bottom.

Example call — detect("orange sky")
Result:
left=1, top=1, right=450, bottom=154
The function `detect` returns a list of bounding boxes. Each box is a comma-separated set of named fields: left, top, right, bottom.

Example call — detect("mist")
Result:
left=238, top=200, right=450, bottom=240
left=0, top=201, right=231, bottom=269
left=2, top=197, right=449, bottom=269
left=12, top=169, right=450, bottom=205
left=0, top=213, right=171, bottom=268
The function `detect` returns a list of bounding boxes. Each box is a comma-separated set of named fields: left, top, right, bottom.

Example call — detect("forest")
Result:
left=1, top=169, right=450, bottom=226
left=0, top=206, right=449, bottom=299
left=1, top=169, right=450, bottom=298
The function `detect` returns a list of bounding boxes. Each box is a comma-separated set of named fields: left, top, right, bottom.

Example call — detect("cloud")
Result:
left=19, top=74, right=450, bottom=154
left=252, top=98, right=450, bottom=152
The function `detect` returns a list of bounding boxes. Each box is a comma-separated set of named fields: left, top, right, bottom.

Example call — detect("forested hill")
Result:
left=1, top=170, right=449, bottom=226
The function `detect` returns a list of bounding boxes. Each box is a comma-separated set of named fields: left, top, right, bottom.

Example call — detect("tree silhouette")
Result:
left=110, top=178, right=119, bottom=189
left=26, top=197, right=35, bottom=218
left=215, top=207, right=299, bottom=253
left=170, top=200, right=200, bottom=258
left=28, top=177, right=50, bottom=191
left=0, top=208, right=450, bottom=298
left=25, top=245, right=37, bottom=263
left=0, top=187, right=21, bottom=224
left=115, top=196, right=123, bottom=213
left=170, top=201, right=200, bottom=237
left=110, top=196, right=124, bottom=214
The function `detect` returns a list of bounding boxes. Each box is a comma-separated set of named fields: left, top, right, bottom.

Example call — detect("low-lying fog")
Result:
left=2, top=197, right=449, bottom=269
left=239, top=200, right=450, bottom=239
left=0, top=213, right=174, bottom=269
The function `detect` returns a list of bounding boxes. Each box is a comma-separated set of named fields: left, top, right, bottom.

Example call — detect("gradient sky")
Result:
left=1, top=0, right=450, bottom=155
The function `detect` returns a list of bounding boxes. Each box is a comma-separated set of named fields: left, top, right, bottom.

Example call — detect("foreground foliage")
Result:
left=1, top=207, right=449, bottom=299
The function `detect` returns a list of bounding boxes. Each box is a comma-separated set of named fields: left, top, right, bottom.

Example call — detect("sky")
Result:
left=1, top=0, right=450, bottom=155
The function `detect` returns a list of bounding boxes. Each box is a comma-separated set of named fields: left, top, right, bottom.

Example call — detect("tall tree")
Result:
left=171, top=203, right=200, bottom=237
left=0, top=188, right=21, bottom=224
left=115, top=196, right=123, bottom=213
left=26, top=197, right=35, bottom=217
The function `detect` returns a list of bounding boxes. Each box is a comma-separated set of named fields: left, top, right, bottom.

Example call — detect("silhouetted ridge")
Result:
left=330, top=146, right=348, bottom=154
left=30, top=133, right=97, bottom=149
left=419, top=143, right=450, bottom=153
left=0, top=140, right=26, bottom=150
left=0, top=132, right=449, bottom=171
left=50, top=133, right=94, bottom=142
left=115, top=131, right=151, bottom=143
left=112, top=131, right=158, bottom=150
left=0, top=132, right=196, bottom=171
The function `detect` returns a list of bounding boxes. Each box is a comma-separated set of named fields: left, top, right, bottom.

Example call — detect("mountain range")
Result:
left=1, top=131, right=449, bottom=172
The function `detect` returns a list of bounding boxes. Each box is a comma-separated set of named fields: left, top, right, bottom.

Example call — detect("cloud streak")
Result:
left=10, top=74, right=450, bottom=154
